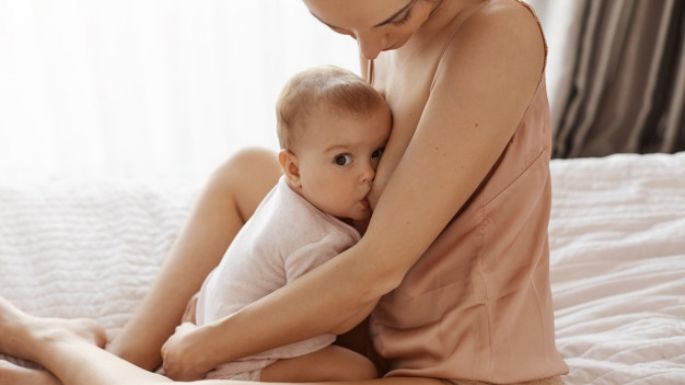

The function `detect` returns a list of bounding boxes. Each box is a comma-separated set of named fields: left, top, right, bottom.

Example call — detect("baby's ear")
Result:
left=278, top=150, right=302, bottom=188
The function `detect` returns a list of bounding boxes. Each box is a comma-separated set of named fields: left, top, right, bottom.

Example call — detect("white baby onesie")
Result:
left=195, top=175, right=361, bottom=380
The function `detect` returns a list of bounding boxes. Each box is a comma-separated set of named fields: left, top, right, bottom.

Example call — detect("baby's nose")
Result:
left=360, top=164, right=375, bottom=183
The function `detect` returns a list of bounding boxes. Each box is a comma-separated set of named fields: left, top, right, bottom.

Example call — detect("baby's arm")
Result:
left=260, top=345, right=377, bottom=382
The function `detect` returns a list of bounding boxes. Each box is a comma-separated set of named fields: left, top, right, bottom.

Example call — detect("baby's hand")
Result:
left=161, top=322, right=213, bottom=380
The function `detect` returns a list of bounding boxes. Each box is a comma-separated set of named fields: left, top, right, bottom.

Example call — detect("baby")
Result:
left=191, top=65, right=391, bottom=381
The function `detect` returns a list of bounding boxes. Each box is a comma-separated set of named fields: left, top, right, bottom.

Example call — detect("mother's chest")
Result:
left=374, top=54, right=442, bottom=138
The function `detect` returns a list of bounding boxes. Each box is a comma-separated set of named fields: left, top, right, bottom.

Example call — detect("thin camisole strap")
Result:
left=366, top=1, right=545, bottom=88
left=430, top=0, right=547, bottom=88
left=366, top=59, right=374, bottom=84
left=515, top=0, right=549, bottom=76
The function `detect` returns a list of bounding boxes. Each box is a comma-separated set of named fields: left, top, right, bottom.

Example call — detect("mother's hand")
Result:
left=161, top=322, right=214, bottom=381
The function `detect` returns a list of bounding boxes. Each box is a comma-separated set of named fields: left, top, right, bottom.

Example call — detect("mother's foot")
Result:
left=0, top=298, right=107, bottom=362
left=0, top=360, right=60, bottom=385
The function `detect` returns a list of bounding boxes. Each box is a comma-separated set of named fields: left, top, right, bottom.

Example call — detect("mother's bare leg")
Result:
left=0, top=297, right=170, bottom=385
left=1, top=298, right=442, bottom=385
left=0, top=360, right=60, bottom=385
left=107, top=148, right=281, bottom=370
left=2, top=301, right=448, bottom=385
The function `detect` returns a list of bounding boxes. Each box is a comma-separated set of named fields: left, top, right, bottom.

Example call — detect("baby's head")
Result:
left=276, top=65, right=391, bottom=222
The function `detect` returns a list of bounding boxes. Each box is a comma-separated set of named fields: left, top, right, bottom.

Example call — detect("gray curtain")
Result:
left=539, top=0, right=685, bottom=158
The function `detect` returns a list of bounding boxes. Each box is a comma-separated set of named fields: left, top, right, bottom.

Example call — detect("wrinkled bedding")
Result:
left=1, top=152, right=684, bottom=384
left=549, top=152, right=685, bottom=384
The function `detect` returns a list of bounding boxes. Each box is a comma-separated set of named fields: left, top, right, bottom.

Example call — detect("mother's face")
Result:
left=304, top=0, right=439, bottom=60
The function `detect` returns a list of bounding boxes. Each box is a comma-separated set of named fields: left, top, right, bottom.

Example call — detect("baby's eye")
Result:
left=334, top=154, right=352, bottom=166
left=371, top=147, right=385, bottom=159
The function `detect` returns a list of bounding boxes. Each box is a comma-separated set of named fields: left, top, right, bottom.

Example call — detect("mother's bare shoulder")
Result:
left=450, top=0, right=546, bottom=75
left=432, top=0, right=546, bottom=120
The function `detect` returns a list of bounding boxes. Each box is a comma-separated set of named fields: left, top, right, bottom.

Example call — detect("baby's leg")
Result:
left=260, top=345, right=378, bottom=382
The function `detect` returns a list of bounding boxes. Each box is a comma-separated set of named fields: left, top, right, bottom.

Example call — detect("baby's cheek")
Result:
left=312, top=179, right=341, bottom=208
left=326, top=187, right=353, bottom=216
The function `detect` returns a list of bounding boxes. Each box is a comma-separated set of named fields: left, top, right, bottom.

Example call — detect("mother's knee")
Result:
left=213, top=148, right=280, bottom=186
left=214, top=147, right=282, bottom=219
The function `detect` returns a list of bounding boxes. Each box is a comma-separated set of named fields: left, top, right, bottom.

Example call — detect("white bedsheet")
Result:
left=549, top=153, right=685, bottom=384
left=1, top=152, right=684, bottom=384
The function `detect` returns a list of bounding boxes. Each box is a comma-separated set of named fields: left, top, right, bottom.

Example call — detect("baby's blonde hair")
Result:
left=276, top=65, right=385, bottom=150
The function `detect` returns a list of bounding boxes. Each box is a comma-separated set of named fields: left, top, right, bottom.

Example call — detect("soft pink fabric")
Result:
left=369, top=2, right=568, bottom=383
left=196, top=176, right=360, bottom=379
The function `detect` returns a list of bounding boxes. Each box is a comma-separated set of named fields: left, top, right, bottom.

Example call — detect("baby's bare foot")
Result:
left=0, top=360, right=60, bottom=385
left=0, top=298, right=107, bottom=361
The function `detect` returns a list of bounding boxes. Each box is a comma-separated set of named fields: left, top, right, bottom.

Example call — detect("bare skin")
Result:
left=0, top=298, right=171, bottom=385
left=106, top=147, right=282, bottom=370
left=0, top=298, right=107, bottom=360
left=159, top=0, right=547, bottom=381
left=0, top=0, right=553, bottom=384
left=260, top=345, right=377, bottom=382
left=0, top=297, right=429, bottom=385
left=0, top=360, right=59, bottom=385
left=0, top=297, right=108, bottom=385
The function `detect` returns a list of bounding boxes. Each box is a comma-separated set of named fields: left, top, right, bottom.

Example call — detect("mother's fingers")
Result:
left=160, top=322, right=206, bottom=381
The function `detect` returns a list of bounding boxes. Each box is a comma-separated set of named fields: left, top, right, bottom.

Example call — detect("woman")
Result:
left=0, top=1, right=568, bottom=385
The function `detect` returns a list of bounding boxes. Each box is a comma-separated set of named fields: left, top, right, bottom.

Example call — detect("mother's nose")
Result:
left=356, top=33, right=386, bottom=60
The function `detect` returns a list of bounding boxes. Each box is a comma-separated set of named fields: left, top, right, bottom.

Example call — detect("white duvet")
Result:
left=549, top=153, right=685, bottom=384
left=1, top=152, right=684, bottom=384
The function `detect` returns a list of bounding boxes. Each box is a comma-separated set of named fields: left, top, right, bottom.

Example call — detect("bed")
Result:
left=1, top=152, right=684, bottom=384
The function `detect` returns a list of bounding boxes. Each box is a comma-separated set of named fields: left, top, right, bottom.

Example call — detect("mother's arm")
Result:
left=161, top=4, right=545, bottom=380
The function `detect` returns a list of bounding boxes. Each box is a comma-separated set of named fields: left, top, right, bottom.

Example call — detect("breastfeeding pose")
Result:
left=0, top=1, right=568, bottom=385
left=185, top=65, right=388, bottom=382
